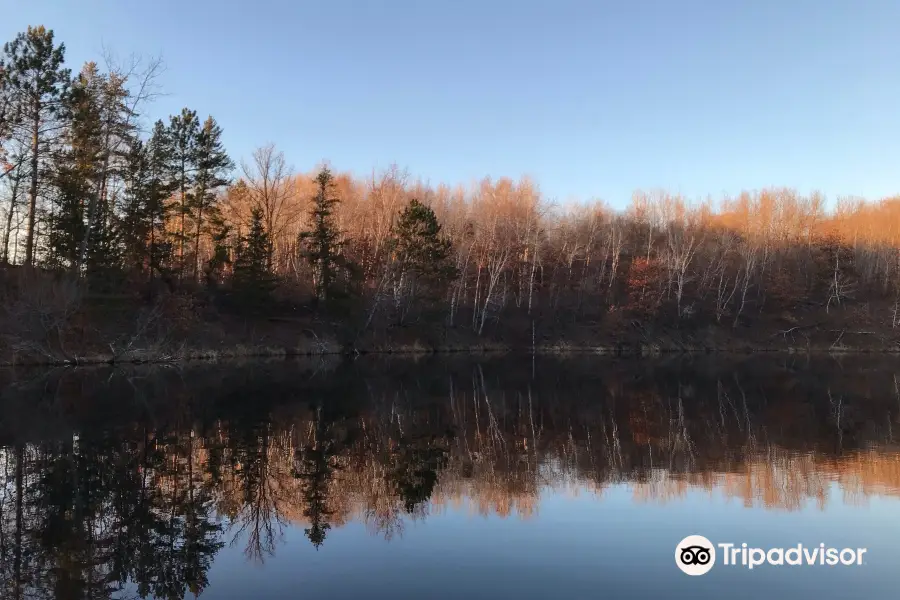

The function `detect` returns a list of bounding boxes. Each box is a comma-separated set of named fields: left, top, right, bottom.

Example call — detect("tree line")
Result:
left=3, top=25, right=900, bottom=349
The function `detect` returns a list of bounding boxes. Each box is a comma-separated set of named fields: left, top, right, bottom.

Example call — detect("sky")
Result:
left=4, top=0, right=900, bottom=207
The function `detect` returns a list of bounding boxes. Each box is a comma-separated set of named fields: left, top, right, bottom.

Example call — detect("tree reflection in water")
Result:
left=0, top=356, right=899, bottom=599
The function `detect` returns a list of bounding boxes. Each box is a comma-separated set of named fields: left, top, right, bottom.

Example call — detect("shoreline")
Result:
left=4, top=341, right=899, bottom=367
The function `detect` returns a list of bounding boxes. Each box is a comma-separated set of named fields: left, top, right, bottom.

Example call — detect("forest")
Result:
left=3, top=26, right=900, bottom=364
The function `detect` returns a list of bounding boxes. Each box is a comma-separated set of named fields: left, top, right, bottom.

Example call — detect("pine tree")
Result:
left=299, top=167, right=350, bottom=306
left=139, top=121, right=177, bottom=284
left=0, top=57, right=13, bottom=169
left=391, top=199, right=455, bottom=282
left=46, top=63, right=103, bottom=271
left=2, top=26, right=70, bottom=267
left=84, top=190, right=122, bottom=287
left=190, top=116, right=232, bottom=280
left=45, top=162, right=86, bottom=269
left=75, top=63, right=134, bottom=272
left=204, top=219, right=231, bottom=289
left=119, top=137, right=151, bottom=272
left=168, top=107, right=199, bottom=279
left=293, top=407, right=336, bottom=550
left=145, top=121, right=176, bottom=279
left=119, top=120, right=175, bottom=285
left=232, top=207, right=275, bottom=307
left=387, top=198, right=456, bottom=318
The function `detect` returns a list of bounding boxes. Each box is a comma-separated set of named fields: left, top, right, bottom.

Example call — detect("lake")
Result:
left=1, top=356, right=899, bottom=599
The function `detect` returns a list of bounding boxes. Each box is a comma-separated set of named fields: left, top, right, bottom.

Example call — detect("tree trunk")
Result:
left=179, top=158, right=187, bottom=279
left=23, top=109, right=39, bottom=268
left=528, top=235, right=538, bottom=315
left=194, top=204, right=203, bottom=280
left=2, top=167, right=21, bottom=263
left=13, top=445, right=23, bottom=600
left=77, top=127, right=112, bottom=274
left=148, top=213, right=156, bottom=292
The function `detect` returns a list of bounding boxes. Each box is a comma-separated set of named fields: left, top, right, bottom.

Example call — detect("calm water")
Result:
left=1, top=356, right=899, bottom=599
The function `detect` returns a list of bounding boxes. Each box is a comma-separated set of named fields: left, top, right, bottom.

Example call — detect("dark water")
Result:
left=1, top=356, right=899, bottom=599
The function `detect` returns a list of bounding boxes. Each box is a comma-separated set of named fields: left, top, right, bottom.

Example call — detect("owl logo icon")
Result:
left=675, top=535, right=716, bottom=575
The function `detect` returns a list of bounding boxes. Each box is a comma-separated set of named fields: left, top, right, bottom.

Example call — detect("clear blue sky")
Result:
left=4, top=0, right=900, bottom=207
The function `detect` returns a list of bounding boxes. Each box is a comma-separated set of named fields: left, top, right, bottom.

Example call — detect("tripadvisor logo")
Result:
left=675, top=535, right=867, bottom=575
left=675, top=535, right=716, bottom=576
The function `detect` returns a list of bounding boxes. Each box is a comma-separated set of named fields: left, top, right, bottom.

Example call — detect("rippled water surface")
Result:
left=1, top=356, right=899, bottom=599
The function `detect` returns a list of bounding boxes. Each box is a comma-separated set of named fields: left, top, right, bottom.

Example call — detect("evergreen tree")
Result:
left=0, top=57, right=14, bottom=169
left=387, top=198, right=456, bottom=319
left=45, top=63, right=103, bottom=270
left=299, top=167, right=351, bottom=305
left=144, top=121, right=176, bottom=280
left=205, top=219, right=231, bottom=289
left=45, top=162, right=86, bottom=269
left=119, top=120, right=175, bottom=285
left=390, top=438, right=448, bottom=514
left=119, top=137, right=150, bottom=272
left=293, top=407, right=336, bottom=550
left=299, top=444, right=333, bottom=549
left=232, top=206, right=275, bottom=307
left=2, top=26, right=70, bottom=267
left=84, top=190, right=122, bottom=286
left=75, top=63, right=134, bottom=272
left=190, top=115, right=233, bottom=280
left=168, top=107, right=199, bottom=278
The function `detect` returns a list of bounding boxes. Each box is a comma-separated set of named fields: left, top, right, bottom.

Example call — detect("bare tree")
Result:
left=77, top=49, right=164, bottom=271
left=241, top=144, right=296, bottom=269
left=1, top=147, right=24, bottom=263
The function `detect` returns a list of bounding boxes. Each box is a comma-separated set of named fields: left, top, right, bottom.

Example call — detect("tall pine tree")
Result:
left=119, top=136, right=150, bottom=273
left=190, top=116, right=232, bottom=280
left=168, top=107, right=199, bottom=279
left=2, top=26, right=70, bottom=267
left=76, top=63, right=134, bottom=273
left=119, top=120, right=175, bottom=286
left=46, top=63, right=103, bottom=271
left=299, top=167, right=351, bottom=306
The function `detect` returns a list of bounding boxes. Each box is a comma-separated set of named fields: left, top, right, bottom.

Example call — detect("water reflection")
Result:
left=0, top=356, right=898, bottom=598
